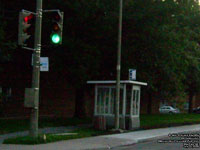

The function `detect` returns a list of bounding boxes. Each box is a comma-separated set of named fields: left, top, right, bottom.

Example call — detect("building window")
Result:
left=1, top=87, right=12, bottom=102
left=160, top=100, right=168, bottom=107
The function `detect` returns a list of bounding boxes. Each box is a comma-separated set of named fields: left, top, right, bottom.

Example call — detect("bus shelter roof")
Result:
left=87, top=80, right=147, bottom=86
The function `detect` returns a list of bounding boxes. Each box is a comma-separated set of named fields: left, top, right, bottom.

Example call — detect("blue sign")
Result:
left=129, top=69, right=136, bottom=80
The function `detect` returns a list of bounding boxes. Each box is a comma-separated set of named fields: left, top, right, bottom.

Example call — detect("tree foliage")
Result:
left=0, top=3, right=17, bottom=62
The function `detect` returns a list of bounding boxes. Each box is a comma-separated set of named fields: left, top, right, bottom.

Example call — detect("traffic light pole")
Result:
left=30, top=0, right=42, bottom=137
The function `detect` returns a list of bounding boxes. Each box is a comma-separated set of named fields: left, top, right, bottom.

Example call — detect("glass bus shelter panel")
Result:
left=136, top=90, right=140, bottom=115
left=110, top=88, right=116, bottom=114
left=96, top=88, right=101, bottom=114
left=119, top=88, right=124, bottom=115
left=132, top=90, right=136, bottom=115
left=126, top=88, right=131, bottom=115
left=105, top=90, right=109, bottom=114
left=97, top=88, right=109, bottom=114
left=96, top=86, right=124, bottom=115
left=125, top=88, right=140, bottom=116
left=110, top=88, right=123, bottom=115
left=133, top=90, right=140, bottom=115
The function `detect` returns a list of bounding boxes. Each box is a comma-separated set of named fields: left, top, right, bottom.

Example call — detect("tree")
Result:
left=121, top=0, right=200, bottom=113
left=46, top=0, right=200, bottom=115
left=42, top=0, right=120, bottom=117
left=2, top=0, right=200, bottom=117
left=175, top=0, right=200, bottom=113
left=0, top=2, right=17, bottom=63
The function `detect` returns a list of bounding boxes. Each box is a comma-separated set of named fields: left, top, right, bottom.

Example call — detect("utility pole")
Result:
left=30, top=0, right=42, bottom=137
left=115, top=0, right=123, bottom=130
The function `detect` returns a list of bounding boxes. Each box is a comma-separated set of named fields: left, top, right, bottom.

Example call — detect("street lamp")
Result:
left=115, top=0, right=123, bottom=129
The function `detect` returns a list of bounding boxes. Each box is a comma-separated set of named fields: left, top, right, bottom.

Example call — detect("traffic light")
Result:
left=50, top=11, right=64, bottom=44
left=18, top=10, right=36, bottom=47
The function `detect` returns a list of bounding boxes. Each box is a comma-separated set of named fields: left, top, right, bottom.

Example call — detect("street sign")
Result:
left=31, top=56, right=49, bottom=71
left=129, top=69, right=136, bottom=80
left=40, top=57, right=49, bottom=71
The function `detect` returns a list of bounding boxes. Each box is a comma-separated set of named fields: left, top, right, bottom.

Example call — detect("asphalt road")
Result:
left=100, top=133, right=200, bottom=150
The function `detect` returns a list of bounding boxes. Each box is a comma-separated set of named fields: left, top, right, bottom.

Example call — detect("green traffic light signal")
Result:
left=50, top=11, right=64, bottom=45
left=51, top=33, right=61, bottom=44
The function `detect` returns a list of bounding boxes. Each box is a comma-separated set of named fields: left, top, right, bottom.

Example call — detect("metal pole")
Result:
left=30, top=0, right=42, bottom=137
left=115, top=0, right=123, bottom=129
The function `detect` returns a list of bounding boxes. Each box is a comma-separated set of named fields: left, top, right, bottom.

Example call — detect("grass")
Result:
left=140, top=114, right=200, bottom=129
left=3, top=128, right=107, bottom=145
left=1, top=114, right=200, bottom=135
left=0, top=117, right=92, bottom=135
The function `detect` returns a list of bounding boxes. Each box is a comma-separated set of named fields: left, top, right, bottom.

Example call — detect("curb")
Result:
left=84, top=141, right=137, bottom=150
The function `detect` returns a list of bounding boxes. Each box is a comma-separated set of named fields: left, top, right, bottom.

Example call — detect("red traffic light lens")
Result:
left=52, top=12, right=61, bottom=21
left=24, top=16, right=29, bottom=22
left=54, top=14, right=61, bottom=21
left=24, top=14, right=34, bottom=23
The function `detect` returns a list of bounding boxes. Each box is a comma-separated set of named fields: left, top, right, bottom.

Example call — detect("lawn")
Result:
left=0, top=117, right=92, bottom=135
left=3, top=128, right=106, bottom=145
left=1, top=114, right=200, bottom=135
left=140, top=114, right=200, bottom=129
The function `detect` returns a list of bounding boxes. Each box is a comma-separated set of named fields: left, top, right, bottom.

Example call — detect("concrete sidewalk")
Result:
left=0, top=124, right=200, bottom=150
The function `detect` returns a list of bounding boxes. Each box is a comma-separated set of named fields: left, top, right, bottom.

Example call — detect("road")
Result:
left=100, top=133, right=200, bottom=150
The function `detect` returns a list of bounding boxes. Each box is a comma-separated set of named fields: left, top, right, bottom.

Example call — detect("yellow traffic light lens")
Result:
left=53, top=24, right=59, bottom=31
left=51, top=34, right=61, bottom=44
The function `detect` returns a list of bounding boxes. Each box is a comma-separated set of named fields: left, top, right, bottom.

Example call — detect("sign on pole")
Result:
left=31, top=56, right=49, bottom=71
left=129, top=69, right=136, bottom=80
left=40, top=57, right=49, bottom=71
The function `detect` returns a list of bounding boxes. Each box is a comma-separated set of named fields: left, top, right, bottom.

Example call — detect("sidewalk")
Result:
left=0, top=124, right=200, bottom=150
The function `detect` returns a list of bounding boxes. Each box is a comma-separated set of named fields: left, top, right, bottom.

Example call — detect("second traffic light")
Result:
left=50, top=11, right=64, bottom=44
left=18, top=10, right=36, bottom=47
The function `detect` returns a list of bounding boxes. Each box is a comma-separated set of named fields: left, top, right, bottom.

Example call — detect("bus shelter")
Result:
left=87, top=80, right=147, bottom=130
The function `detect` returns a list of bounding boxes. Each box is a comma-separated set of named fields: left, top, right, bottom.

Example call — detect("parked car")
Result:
left=193, top=106, right=200, bottom=114
left=159, top=106, right=180, bottom=114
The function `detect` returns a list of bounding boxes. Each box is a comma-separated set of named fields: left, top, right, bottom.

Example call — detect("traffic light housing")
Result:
left=50, top=11, right=64, bottom=44
left=18, top=10, right=36, bottom=47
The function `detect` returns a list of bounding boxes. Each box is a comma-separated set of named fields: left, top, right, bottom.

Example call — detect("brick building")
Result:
left=0, top=49, right=82, bottom=118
